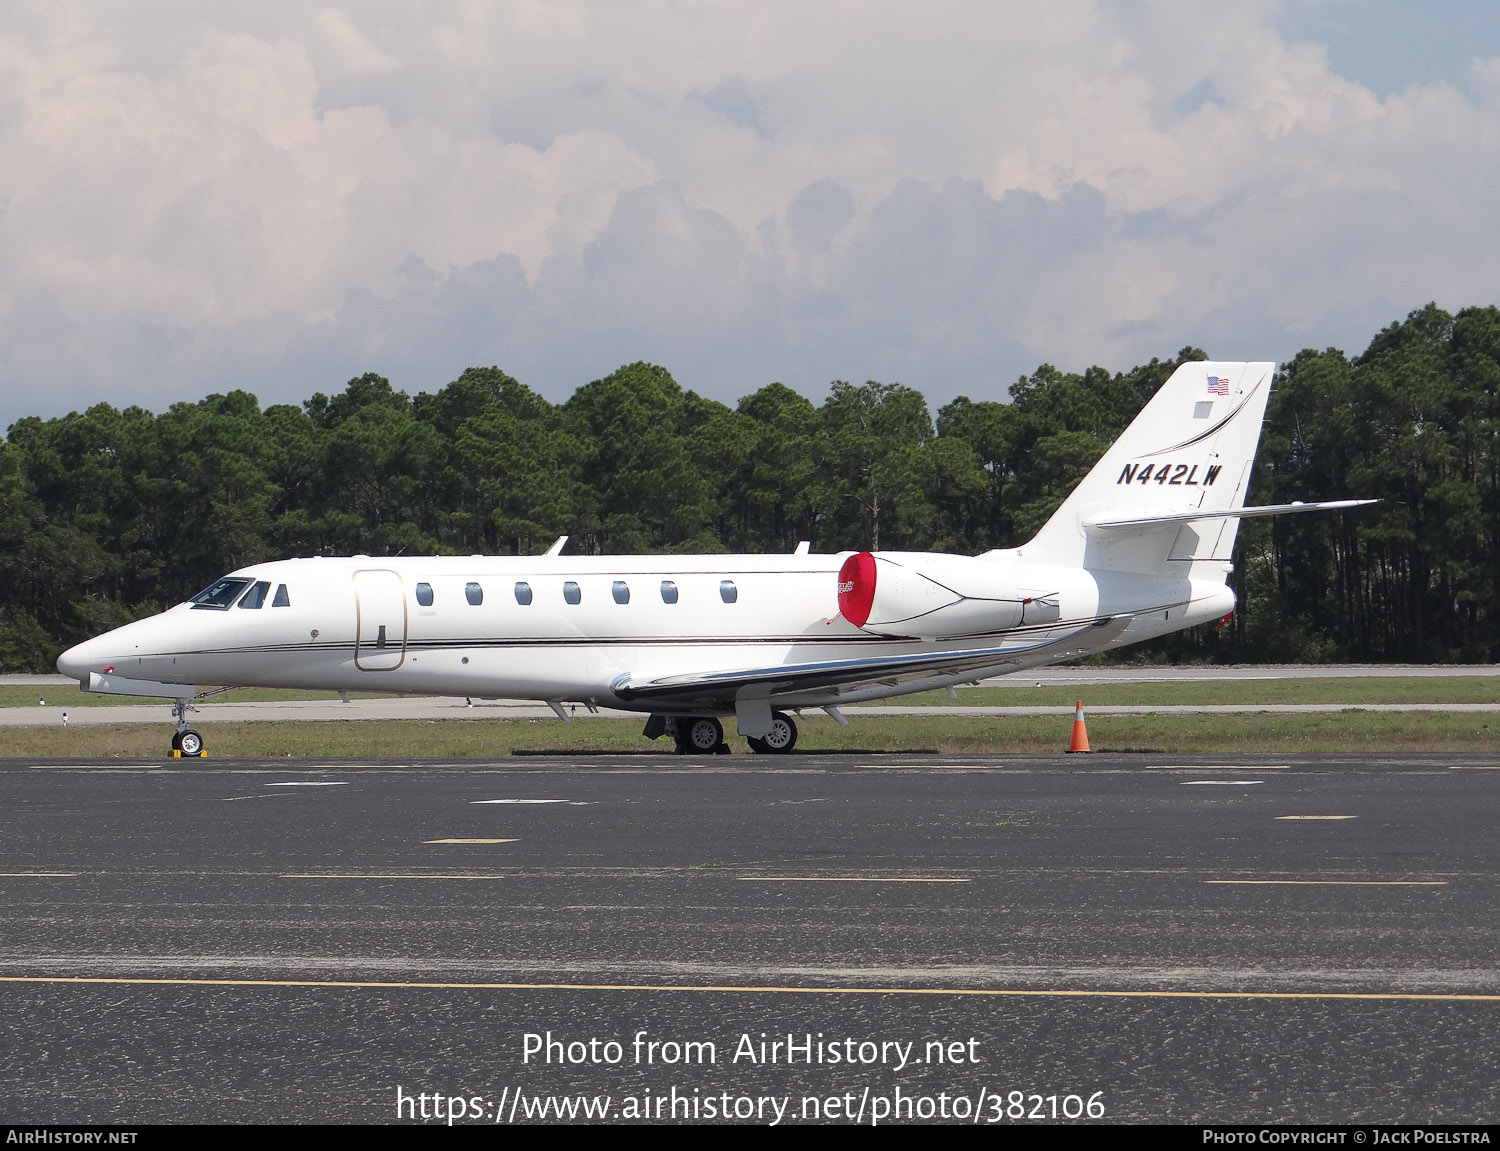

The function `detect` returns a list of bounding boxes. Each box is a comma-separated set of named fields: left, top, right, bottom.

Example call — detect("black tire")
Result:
left=680, top=716, right=723, bottom=754
left=746, top=713, right=797, bottom=754
left=178, top=729, right=204, bottom=756
left=171, top=730, right=183, bottom=751
left=762, top=712, right=797, bottom=754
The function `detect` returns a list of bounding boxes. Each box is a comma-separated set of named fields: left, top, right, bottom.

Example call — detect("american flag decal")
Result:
left=1206, top=375, right=1230, bottom=395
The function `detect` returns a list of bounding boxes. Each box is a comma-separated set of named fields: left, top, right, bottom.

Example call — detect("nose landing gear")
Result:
left=170, top=698, right=207, bottom=758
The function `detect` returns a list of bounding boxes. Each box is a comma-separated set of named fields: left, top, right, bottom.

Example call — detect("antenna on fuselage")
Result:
left=543, top=535, right=569, bottom=556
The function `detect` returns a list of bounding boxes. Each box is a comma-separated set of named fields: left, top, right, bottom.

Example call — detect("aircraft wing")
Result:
left=609, top=614, right=1140, bottom=709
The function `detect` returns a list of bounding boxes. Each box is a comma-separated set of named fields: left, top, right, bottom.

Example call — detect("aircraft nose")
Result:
left=56, top=636, right=110, bottom=682
left=56, top=613, right=181, bottom=682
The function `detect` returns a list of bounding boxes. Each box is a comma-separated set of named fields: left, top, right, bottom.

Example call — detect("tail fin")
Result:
left=1020, top=361, right=1275, bottom=578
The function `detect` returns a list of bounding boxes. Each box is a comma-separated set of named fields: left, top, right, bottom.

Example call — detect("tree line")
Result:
left=3, top=303, right=1498, bottom=672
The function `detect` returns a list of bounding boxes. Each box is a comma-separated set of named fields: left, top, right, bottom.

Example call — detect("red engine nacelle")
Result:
left=837, top=551, right=1029, bottom=637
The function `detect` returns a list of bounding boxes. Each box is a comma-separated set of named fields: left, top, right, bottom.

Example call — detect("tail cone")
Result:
left=1067, top=700, right=1091, bottom=754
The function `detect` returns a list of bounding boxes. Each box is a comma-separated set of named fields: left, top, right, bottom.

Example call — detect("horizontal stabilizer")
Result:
left=1086, top=499, right=1377, bottom=534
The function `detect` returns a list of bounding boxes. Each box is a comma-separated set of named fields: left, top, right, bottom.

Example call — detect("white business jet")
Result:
left=56, top=361, right=1370, bottom=757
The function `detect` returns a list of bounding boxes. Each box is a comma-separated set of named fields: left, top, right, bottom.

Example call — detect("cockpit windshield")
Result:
left=190, top=577, right=252, bottom=610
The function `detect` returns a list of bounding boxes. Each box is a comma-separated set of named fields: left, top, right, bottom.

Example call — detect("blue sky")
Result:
left=1, top=1, right=1497, bottom=430
left=1278, top=0, right=1498, bottom=94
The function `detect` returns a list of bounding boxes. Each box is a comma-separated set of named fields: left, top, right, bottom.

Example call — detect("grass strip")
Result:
left=3, top=711, right=1498, bottom=759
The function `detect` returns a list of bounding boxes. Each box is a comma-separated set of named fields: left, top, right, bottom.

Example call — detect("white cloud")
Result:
left=314, top=8, right=402, bottom=75
left=0, top=1, right=1497, bottom=427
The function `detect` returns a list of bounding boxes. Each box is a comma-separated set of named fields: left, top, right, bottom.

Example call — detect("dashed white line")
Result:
left=735, top=877, right=970, bottom=884
left=281, top=873, right=506, bottom=880
left=1149, top=765, right=1289, bottom=771
left=1206, top=880, right=1445, bottom=886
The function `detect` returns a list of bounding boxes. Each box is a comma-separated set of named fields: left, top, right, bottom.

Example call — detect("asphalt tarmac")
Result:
left=2, top=753, right=1497, bottom=1125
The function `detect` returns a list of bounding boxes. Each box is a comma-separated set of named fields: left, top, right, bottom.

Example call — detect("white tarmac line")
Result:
left=1149, top=765, right=1289, bottom=770
left=1205, top=880, right=1446, bottom=886
left=281, top=873, right=506, bottom=880
left=735, top=877, right=970, bottom=883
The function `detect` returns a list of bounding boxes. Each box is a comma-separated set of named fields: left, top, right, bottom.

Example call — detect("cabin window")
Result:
left=719, top=579, right=738, bottom=604
left=563, top=581, right=581, bottom=605
left=190, top=577, right=251, bottom=610
left=660, top=580, right=678, bottom=604
left=237, top=581, right=271, bottom=609
left=272, top=584, right=290, bottom=607
left=612, top=580, right=630, bottom=604
left=465, top=581, right=484, bottom=606
left=514, top=581, right=533, bottom=605
left=415, top=582, right=434, bottom=607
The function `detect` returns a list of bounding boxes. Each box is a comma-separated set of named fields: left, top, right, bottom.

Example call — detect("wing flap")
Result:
left=610, top=615, right=1142, bottom=709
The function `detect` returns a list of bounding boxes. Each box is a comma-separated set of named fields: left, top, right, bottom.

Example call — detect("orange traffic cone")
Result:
left=1066, top=700, right=1091, bottom=753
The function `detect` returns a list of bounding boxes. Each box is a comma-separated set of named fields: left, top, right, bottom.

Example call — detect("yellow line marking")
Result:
left=1150, top=765, right=1289, bottom=770
left=424, top=839, right=518, bottom=844
left=0, top=975, right=1495, bottom=1001
left=1276, top=815, right=1356, bottom=820
left=0, top=872, right=77, bottom=878
left=281, top=873, right=505, bottom=880
left=1206, top=880, right=1446, bottom=886
left=735, top=877, right=971, bottom=883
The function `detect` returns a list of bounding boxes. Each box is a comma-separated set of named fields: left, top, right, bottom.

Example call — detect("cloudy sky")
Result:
left=2, top=0, right=1497, bottom=430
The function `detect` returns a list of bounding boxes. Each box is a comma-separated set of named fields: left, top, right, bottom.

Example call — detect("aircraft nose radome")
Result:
left=56, top=620, right=152, bottom=681
left=56, top=639, right=100, bottom=681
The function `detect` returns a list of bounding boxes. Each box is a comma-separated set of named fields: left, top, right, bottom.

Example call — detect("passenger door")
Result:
left=353, top=569, right=407, bottom=671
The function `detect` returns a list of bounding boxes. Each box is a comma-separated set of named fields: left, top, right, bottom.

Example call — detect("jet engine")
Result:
left=836, top=551, right=1033, bottom=638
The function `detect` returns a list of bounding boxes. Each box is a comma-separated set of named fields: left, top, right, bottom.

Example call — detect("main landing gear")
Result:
left=746, top=711, right=798, bottom=755
left=647, top=712, right=799, bottom=755
left=671, top=716, right=731, bottom=755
